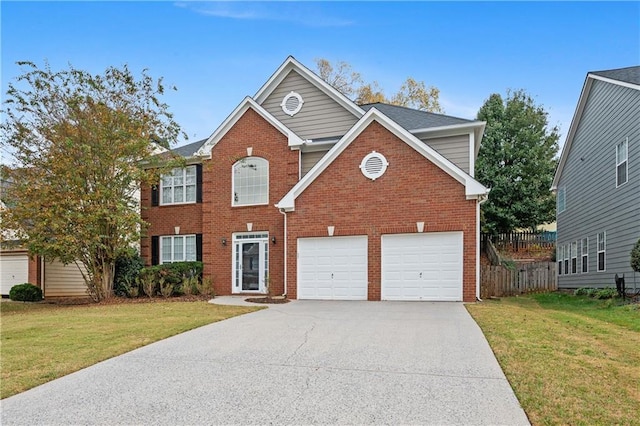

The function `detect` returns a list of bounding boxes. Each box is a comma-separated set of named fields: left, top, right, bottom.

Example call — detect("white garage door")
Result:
left=382, top=232, right=463, bottom=301
left=1, top=253, right=29, bottom=296
left=298, top=236, right=368, bottom=300
left=44, top=260, right=88, bottom=297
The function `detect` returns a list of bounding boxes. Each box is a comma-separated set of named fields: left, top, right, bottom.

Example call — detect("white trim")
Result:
left=280, top=91, right=304, bottom=116
left=195, top=97, right=304, bottom=157
left=232, top=232, right=269, bottom=294
left=254, top=56, right=364, bottom=119
left=359, top=151, right=388, bottom=180
left=276, top=108, right=489, bottom=211
left=231, top=157, right=269, bottom=207
left=597, top=231, right=606, bottom=272
left=159, top=235, right=197, bottom=264
left=616, top=137, right=629, bottom=187
left=476, top=202, right=480, bottom=300
left=469, top=131, right=475, bottom=178
left=160, top=166, right=197, bottom=206
left=557, top=186, right=566, bottom=213
left=581, top=237, right=589, bottom=273
left=589, top=73, right=640, bottom=91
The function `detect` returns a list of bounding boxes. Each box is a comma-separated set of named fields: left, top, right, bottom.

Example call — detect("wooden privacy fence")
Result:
left=481, top=262, right=557, bottom=298
left=483, top=231, right=556, bottom=252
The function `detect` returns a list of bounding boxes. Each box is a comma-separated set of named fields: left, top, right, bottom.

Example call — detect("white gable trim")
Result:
left=195, top=97, right=304, bottom=157
left=277, top=108, right=489, bottom=211
left=254, top=56, right=365, bottom=119
left=553, top=72, right=640, bottom=191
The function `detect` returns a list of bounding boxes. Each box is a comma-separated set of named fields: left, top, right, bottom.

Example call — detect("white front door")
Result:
left=233, top=233, right=269, bottom=294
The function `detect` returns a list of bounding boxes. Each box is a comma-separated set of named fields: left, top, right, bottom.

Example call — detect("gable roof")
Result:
left=195, top=97, right=304, bottom=157
left=552, top=66, right=640, bottom=190
left=254, top=56, right=365, bottom=119
left=277, top=107, right=489, bottom=211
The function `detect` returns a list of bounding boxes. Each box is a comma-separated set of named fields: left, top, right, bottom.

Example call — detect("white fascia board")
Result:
left=195, top=97, right=303, bottom=157
left=277, top=108, right=488, bottom=211
left=551, top=76, right=593, bottom=190
left=253, top=56, right=365, bottom=119
left=589, top=73, right=640, bottom=91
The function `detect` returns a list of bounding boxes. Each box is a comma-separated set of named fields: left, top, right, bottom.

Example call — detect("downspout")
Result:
left=476, top=194, right=489, bottom=301
left=278, top=207, right=288, bottom=297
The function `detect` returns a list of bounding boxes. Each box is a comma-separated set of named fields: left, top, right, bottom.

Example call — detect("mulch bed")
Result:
left=38, top=295, right=213, bottom=306
left=244, top=297, right=290, bottom=304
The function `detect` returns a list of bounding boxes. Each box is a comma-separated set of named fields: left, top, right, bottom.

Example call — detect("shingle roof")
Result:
left=360, top=103, right=475, bottom=131
left=590, top=66, right=640, bottom=86
left=171, top=138, right=208, bottom=157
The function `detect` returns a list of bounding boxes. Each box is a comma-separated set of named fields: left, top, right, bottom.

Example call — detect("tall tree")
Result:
left=0, top=62, right=183, bottom=301
left=315, top=58, right=443, bottom=112
left=475, top=90, right=559, bottom=234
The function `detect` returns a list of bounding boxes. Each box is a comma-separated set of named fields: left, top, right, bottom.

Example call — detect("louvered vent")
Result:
left=280, top=91, right=304, bottom=116
left=360, top=151, right=389, bottom=180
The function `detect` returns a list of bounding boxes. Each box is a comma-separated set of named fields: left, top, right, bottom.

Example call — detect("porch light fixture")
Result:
left=416, top=222, right=425, bottom=233
left=271, top=236, right=276, bottom=244
left=327, top=226, right=335, bottom=237
left=221, top=238, right=227, bottom=246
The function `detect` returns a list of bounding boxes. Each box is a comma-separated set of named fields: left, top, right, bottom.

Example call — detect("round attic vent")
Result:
left=360, top=151, right=389, bottom=180
left=280, top=91, right=304, bottom=116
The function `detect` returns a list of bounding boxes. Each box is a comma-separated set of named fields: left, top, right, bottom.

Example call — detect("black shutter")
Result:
left=151, top=236, right=159, bottom=265
left=151, top=184, right=159, bottom=207
left=196, top=234, right=203, bottom=262
left=196, top=164, right=203, bottom=203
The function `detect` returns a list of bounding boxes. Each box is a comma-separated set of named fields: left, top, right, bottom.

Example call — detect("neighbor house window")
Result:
left=564, top=244, right=569, bottom=275
left=571, top=241, right=578, bottom=274
left=597, top=232, right=606, bottom=271
left=161, top=166, right=197, bottom=205
left=557, top=187, right=566, bottom=213
left=616, top=138, right=628, bottom=187
left=161, top=235, right=197, bottom=263
left=581, top=237, right=588, bottom=273
left=232, top=157, right=268, bottom=206
left=557, top=244, right=564, bottom=275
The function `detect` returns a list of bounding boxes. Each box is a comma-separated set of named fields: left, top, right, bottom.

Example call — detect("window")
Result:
left=161, top=235, right=197, bottom=264
left=616, top=138, right=628, bottom=187
left=597, top=232, right=606, bottom=271
left=581, top=237, right=588, bottom=273
left=557, top=187, right=566, bottom=213
left=558, top=244, right=564, bottom=275
left=571, top=241, right=577, bottom=274
left=161, top=166, right=197, bottom=205
left=564, top=244, right=569, bottom=275
left=232, top=157, right=268, bottom=206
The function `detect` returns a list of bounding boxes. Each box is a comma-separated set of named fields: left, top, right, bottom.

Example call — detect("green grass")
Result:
left=467, top=294, right=640, bottom=426
left=0, top=300, right=262, bottom=399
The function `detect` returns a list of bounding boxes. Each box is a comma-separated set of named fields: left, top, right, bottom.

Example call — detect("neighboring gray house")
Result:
left=552, top=66, right=640, bottom=291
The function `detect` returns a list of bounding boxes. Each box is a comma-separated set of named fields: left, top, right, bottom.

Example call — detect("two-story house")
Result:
left=552, top=66, right=639, bottom=290
left=141, top=57, right=489, bottom=302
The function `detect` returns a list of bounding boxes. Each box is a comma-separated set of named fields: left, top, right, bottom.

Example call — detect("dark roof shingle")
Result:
left=360, top=103, right=475, bottom=131
left=590, top=66, right=640, bottom=86
left=171, top=138, right=208, bottom=157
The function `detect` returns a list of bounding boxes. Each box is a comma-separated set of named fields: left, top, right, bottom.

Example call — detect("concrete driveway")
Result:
left=1, top=301, right=529, bottom=425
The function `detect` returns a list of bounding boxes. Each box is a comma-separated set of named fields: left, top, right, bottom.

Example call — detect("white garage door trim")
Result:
left=297, top=236, right=368, bottom=300
left=1, top=253, right=29, bottom=296
left=382, top=232, right=463, bottom=301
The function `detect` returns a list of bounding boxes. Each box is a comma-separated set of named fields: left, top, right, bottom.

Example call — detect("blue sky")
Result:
left=2, top=1, right=639, bottom=150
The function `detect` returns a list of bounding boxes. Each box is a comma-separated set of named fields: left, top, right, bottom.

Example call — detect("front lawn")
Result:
left=0, top=300, right=262, bottom=399
left=467, top=293, right=640, bottom=426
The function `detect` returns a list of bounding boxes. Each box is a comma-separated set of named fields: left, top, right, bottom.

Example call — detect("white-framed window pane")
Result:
left=174, top=186, right=184, bottom=203
left=233, top=157, right=268, bottom=206
left=616, top=139, right=628, bottom=186
left=597, top=232, right=606, bottom=271
left=173, top=236, right=184, bottom=261
left=185, top=236, right=197, bottom=261
left=162, top=189, right=172, bottom=204
left=161, top=237, right=172, bottom=263
left=185, top=184, right=196, bottom=203
left=557, top=187, right=566, bottom=213
left=160, top=166, right=197, bottom=205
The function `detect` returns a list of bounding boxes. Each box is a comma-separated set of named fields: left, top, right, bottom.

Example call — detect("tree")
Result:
left=0, top=62, right=183, bottom=301
left=315, top=58, right=443, bottom=113
left=631, top=238, right=640, bottom=273
left=475, top=90, right=559, bottom=234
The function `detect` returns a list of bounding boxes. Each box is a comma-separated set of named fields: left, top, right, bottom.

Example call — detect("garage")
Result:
left=0, top=252, right=29, bottom=296
left=382, top=232, right=463, bottom=301
left=44, top=260, right=88, bottom=297
left=297, top=236, right=368, bottom=300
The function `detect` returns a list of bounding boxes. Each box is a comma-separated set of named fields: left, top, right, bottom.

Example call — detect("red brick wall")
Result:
left=201, top=108, right=299, bottom=296
left=286, top=121, right=478, bottom=302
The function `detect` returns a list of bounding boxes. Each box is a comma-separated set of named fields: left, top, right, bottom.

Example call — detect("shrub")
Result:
left=114, top=249, right=144, bottom=297
left=138, top=268, right=157, bottom=298
left=594, top=287, right=618, bottom=300
left=574, top=287, right=594, bottom=297
left=9, top=283, right=43, bottom=302
left=195, top=277, right=214, bottom=297
left=631, top=238, right=640, bottom=273
left=158, top=276, right=174, bottom=298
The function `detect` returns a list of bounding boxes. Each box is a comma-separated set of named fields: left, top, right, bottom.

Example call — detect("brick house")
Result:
left=141, top=57, right=489, bottom=302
